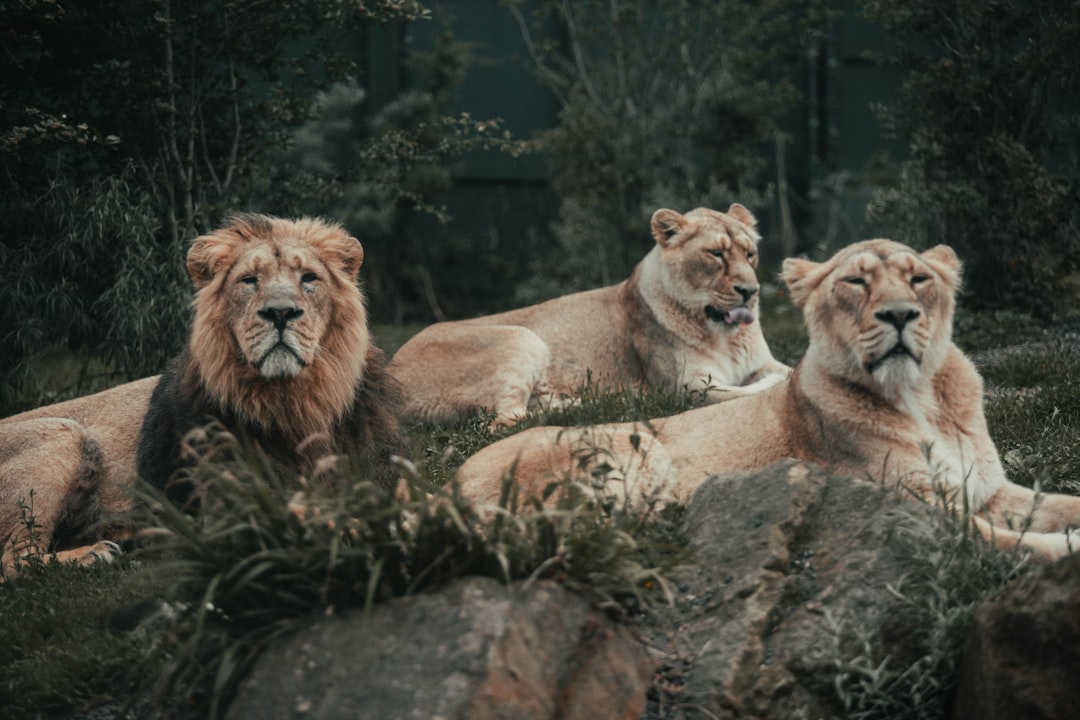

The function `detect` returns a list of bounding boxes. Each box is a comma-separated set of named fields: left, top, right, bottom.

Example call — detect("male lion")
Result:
left=390, top=204, right=790, bottom=427
left=0, top=214, right=407, bottom=577
left=456, top=239, right=1080, bottom=561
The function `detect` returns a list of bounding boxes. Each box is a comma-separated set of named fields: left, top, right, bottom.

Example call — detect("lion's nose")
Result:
left=734, top=284, right=759, bottom=303
left=875, top=306, right=920, bottom=330
left=259, top=304, right=304, bottom=330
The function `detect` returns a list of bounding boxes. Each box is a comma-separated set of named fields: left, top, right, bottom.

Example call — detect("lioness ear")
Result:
left=921, top=244, right=962, bottom=288
left=726, top=203, right=757, bottom=229
left=651, top=209, right=688, bottom=248
left=781, top=257, right=824, bottom=309
left=187, top=231, right=237, bottom=290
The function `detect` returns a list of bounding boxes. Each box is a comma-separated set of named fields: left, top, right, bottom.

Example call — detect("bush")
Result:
left=505, top=0, right=826, bottom=302
left=0, top=168, right=182, bottom=407
left=861, top=0, right=1080, bottom=317
left=0, top=1, right=519, bottom=405
left=137, top=424, right=683, bottom=718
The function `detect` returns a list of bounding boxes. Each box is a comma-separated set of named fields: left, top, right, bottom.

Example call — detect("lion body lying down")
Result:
left=457, top=239, right=1080, bottom=561
left=0, top=379, right=157, bottom=575
left=390, top=204, right=790, bottom=426
left=0, top=214, right=406, bottom=577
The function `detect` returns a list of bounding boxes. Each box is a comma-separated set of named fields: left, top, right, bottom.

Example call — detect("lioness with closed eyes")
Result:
left=391, top=204, right=790, bottom=427
left=457, top=239, right=1080, bottom=562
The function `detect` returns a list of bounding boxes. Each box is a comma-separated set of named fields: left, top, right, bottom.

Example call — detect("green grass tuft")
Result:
left=953, top=309, right=1047, bottom=353
left=983, top=353, right=1080, bottom=496
left=0, top=559, right=168, bottom=720
left=134, top=424, right=685, bottom=718
left=979, top=342, right=1080, bottom=389
left=826, top=500, right=1030, bottom=720
left=404, top=378, right=712, bottom=489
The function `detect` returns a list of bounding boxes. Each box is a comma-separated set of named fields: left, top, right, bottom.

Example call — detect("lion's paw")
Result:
left=83, top=540, right=123, bottom=566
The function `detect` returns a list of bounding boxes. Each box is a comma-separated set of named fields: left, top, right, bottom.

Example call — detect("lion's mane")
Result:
left=138, top=214, right=408, bottom=497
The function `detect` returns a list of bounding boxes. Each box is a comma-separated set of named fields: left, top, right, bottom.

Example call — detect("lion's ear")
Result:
left=921, top=244, right=962, bottom=288
left=338, top=235, right=365, bottom=280
left=651, top=209, right=688, bottom=248
left=781, top=257, right=824, bottom=309
left=726, top=203, right=757, bottom=229
left=187, top=232, right=237, bottom=290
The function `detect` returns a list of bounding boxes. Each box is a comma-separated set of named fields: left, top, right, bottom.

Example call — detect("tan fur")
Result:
left=182, top=214, right=369, bottom=445
left=0, top=214, right=399, bottom=577
left=457, top=239, right=1080, bottom=561
left=390, top=204, right=791, bottom=427
left=0, top=379, right=154, bottom=577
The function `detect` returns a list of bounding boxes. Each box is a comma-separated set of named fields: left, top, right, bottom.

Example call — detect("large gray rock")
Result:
left=953, top=552, right=1080, bottom=720
left=227, top=460, right=959, bottom=720
left=227, top=575, right=651, bottom=720
left=646, top=460, right=939, bottom=719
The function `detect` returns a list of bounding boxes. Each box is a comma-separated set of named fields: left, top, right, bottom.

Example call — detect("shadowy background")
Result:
left=3, top=0, right=1079, bottom=412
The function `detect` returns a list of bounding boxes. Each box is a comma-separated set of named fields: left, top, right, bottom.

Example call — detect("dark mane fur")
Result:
left=138, top=344, right=409, bottom=504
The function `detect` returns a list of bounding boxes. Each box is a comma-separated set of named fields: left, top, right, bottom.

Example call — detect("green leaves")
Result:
left=861, top=0, right=1080, bottom=317
left=510, top=0, right=820, bottom=302
left=0, top=0, right=453, bottom=406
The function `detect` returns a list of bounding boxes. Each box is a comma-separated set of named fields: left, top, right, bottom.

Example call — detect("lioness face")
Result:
left=783, top=240, right=961, bottom=395
left=651, top=204, right=762, bottom=327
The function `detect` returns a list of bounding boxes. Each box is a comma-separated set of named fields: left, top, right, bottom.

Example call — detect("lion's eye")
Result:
left=709, top=249, right=725, bottom=258
left=240, top=275, right=258, bottom=286
left=300, top=272, right=318, bottom=284
left=842, top=276, right=866, bottom=286
left=911, top=274, right=929, bottom=286
left=746, top=250, right=756, bottom=260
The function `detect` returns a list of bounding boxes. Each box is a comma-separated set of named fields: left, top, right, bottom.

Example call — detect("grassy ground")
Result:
left=2, top=295, right=1078, bottom=719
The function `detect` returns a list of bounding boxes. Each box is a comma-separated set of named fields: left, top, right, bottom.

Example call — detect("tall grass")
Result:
left=827, top=498, right=1030, bottom=719
left=134, top=423, right=684, bottom=719
left=0, top=559, right=167, bottom=719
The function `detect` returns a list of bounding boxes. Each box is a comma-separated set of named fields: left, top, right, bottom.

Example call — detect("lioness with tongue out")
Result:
left=458, top=239, right=1080, bottom=561
left=390, top=204, right=791, bottom=427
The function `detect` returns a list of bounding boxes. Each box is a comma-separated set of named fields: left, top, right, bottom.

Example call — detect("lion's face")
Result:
left=651, top=204, right=762, bottom=327
left=184, top=215, right=369, bottom=429
left=223, top=241, right=340, bottom=378
left=783, top=240, right=962, bottom=396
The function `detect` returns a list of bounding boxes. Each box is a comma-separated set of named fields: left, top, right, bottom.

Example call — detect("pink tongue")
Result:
left=724, top=307, right=755, bottom=324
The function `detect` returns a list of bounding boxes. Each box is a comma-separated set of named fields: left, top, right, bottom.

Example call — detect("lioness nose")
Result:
left=875, top=306, right=920, bottom=329
left=734, top=284, right=758, bottom=303
left=259, top=304, right=304, bottom=329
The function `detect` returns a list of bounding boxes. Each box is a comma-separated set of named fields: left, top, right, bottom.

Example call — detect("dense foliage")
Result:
left=0, top=0, right=519, bottom=408
left=504, top=0, right=827, bottom=302
left=861, top=0, right=1080, bottom=317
